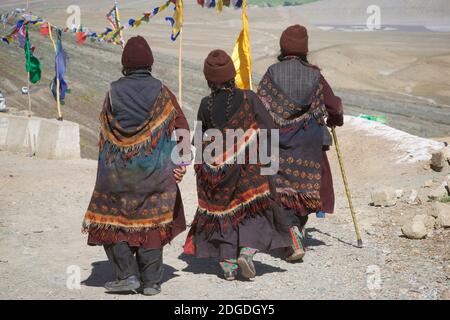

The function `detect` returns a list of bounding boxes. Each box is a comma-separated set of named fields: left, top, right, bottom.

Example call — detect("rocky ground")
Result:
left=0, top=117, right=448, bottom=300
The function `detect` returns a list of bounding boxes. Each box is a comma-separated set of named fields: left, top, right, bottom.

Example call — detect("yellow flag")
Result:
left=172, top=0, right=183, bottom=40
left=232, top=0, right=252, bottom=90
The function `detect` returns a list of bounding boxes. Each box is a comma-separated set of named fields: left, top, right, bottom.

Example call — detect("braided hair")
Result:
left=206, top=79, right=236, bottom=128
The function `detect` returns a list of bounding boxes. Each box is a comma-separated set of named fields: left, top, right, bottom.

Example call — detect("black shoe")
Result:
left=238, top=255, right=256, bottom=279
left=104, top=275, right=141, bottom=293
left=142, top=284, right=161, bottom=296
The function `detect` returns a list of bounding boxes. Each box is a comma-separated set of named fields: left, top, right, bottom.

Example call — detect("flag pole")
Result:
left=27, top=73, right=31, bottom=117
left=178, top=27, right=183, bottom=108
left=48, top=23, right=63, bottom=121
left=26, top=1, right=31, bottom=116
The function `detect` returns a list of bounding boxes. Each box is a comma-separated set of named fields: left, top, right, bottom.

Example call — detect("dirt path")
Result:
left=0, top=120, right=448, bottom=300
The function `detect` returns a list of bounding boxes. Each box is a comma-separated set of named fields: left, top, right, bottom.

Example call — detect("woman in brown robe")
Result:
left=183, top=50, right=290, bottom=281
left=257, top=25, right=344, bottom=262
left=82, top=36, right=189, bottom=296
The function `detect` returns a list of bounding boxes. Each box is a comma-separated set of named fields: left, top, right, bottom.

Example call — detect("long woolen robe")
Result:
left=82, top=70, right=189, bottom=249
left=183, top=89, right=291, bottom=260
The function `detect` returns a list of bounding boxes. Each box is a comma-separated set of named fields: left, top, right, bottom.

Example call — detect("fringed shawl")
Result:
left=257, top=71, right=327, bottom=214
left=191, top=93, right=272, bottom=235
left=82, top=86, right=179, bottom=244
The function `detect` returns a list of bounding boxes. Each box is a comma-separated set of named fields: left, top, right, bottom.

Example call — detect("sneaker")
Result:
left=142, top=284, right=161, bottom=296
left=237, top=254, right=256, bottom=279
left=104, top=275, right=140, bottom=293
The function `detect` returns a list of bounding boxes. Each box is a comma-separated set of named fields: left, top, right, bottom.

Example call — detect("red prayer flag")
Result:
left=76, top=31, right=87, bottom=45
left=39, top=23, right=49, bottom=36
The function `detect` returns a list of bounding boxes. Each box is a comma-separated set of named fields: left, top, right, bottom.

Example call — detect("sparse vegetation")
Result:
left=439, top=196, right=450, bottom=203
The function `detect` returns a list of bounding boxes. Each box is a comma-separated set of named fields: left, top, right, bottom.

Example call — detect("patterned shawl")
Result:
left=192, top=92, right=272, bottom=234
left=257, top=72, right=327, bottom=214
left=82, top=86, right=178, bottom=242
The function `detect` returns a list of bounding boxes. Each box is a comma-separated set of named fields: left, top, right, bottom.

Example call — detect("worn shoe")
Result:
left=104, top=275, right=141, bottom=293
left=238, top=254, right=256, bottom=279
left=142, top=284, right=161, bottom=296
left=286, top=226, right=306, bottom=262
left=223, top=271, right=237, bottom=281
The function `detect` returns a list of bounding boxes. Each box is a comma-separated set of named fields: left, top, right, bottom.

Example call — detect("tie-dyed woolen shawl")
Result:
left=82, top=87, right=178, bottom=245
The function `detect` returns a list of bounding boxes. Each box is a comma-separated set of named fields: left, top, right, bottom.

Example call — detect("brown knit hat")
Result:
left=203, top=49, right=236, bottom=84
left=121, top=36, right=154, bottom=70
left=280, top=25, right=309, bottom=56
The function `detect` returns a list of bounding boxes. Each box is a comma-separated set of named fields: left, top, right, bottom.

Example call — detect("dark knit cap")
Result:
left=280, top=25, right=309, bottom=56
left=203, top=49, right=236, bottom=84
left=121, top=36, right=154, bottom=70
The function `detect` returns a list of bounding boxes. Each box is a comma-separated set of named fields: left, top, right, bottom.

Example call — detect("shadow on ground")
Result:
left=308, top=227, right=360, bottom=248
left=81, top=261, right=179, bottom=288
left=178, top=254, right=288, bottom=277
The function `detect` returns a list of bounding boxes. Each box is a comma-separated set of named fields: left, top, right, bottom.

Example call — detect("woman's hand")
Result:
left=173, top=166, right=187, bottom=184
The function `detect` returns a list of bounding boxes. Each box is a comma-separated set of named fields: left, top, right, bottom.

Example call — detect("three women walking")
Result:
left=82, top=24, right=343, bottom=296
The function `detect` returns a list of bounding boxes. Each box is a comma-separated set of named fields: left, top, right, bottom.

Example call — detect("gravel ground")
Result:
left=0, top=124, right=448, bottom=300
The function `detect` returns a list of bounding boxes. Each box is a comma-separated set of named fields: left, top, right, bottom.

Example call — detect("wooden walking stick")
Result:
left=178, top=26, right=183, bottom=108
left=331, top=126, right=363, bottom=248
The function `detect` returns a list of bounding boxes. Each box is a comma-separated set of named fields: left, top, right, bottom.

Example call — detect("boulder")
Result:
left=401, top=216, right=428, bottom=239
left=414, top=214, right=436, bottom=230
left=371, top=188, right=397, bottom=207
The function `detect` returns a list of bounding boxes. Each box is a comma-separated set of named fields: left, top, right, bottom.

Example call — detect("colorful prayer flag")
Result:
left=39, top=22, right=49, bottom=36
left=232, top=0, right=252, bottom=89
left=50, top=30, right=68, bottom=102
left=24, top=24, right=41, bottom=84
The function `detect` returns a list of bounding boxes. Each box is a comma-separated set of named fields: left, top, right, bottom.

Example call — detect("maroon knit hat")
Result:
left=280, top=25, right=309, bottom=56
left=121, top=36, right=154, bottom=70
left=203, top=49, right=236, bottom=84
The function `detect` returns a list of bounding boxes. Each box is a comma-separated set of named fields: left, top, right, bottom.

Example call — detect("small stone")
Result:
left=440, top=290, right=450, bottom=300
left=430, top=151, right=445, bottom=172
left=395, top=189, right=404, bottom=198
left=428, top=184, right=448, bottom=200
left=371, top=188, right=397, bottom=207
left=407, top=190, right=419, bottom=204
left=422, top=180, right=433, bottom=188
left=435, top=206, right=450, bottom=229
left=430, top=202, right=449, bottom=218
left=442, top=147, right=450, bottom=164
left=401, top=217, right=428, bottom=239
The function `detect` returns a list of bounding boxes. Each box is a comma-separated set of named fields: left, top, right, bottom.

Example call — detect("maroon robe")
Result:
left=320, top=75, right=344, bottom=213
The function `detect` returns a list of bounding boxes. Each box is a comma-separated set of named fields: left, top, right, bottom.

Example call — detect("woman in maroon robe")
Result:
left=184, top=50, right=291, bottom=281
left=257, top=25, right=344, bottom=262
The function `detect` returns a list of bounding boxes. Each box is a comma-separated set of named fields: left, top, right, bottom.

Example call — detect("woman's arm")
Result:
left=320, top=74, right=344, bottom=127
left=167, top=88, right=190, bottom=182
